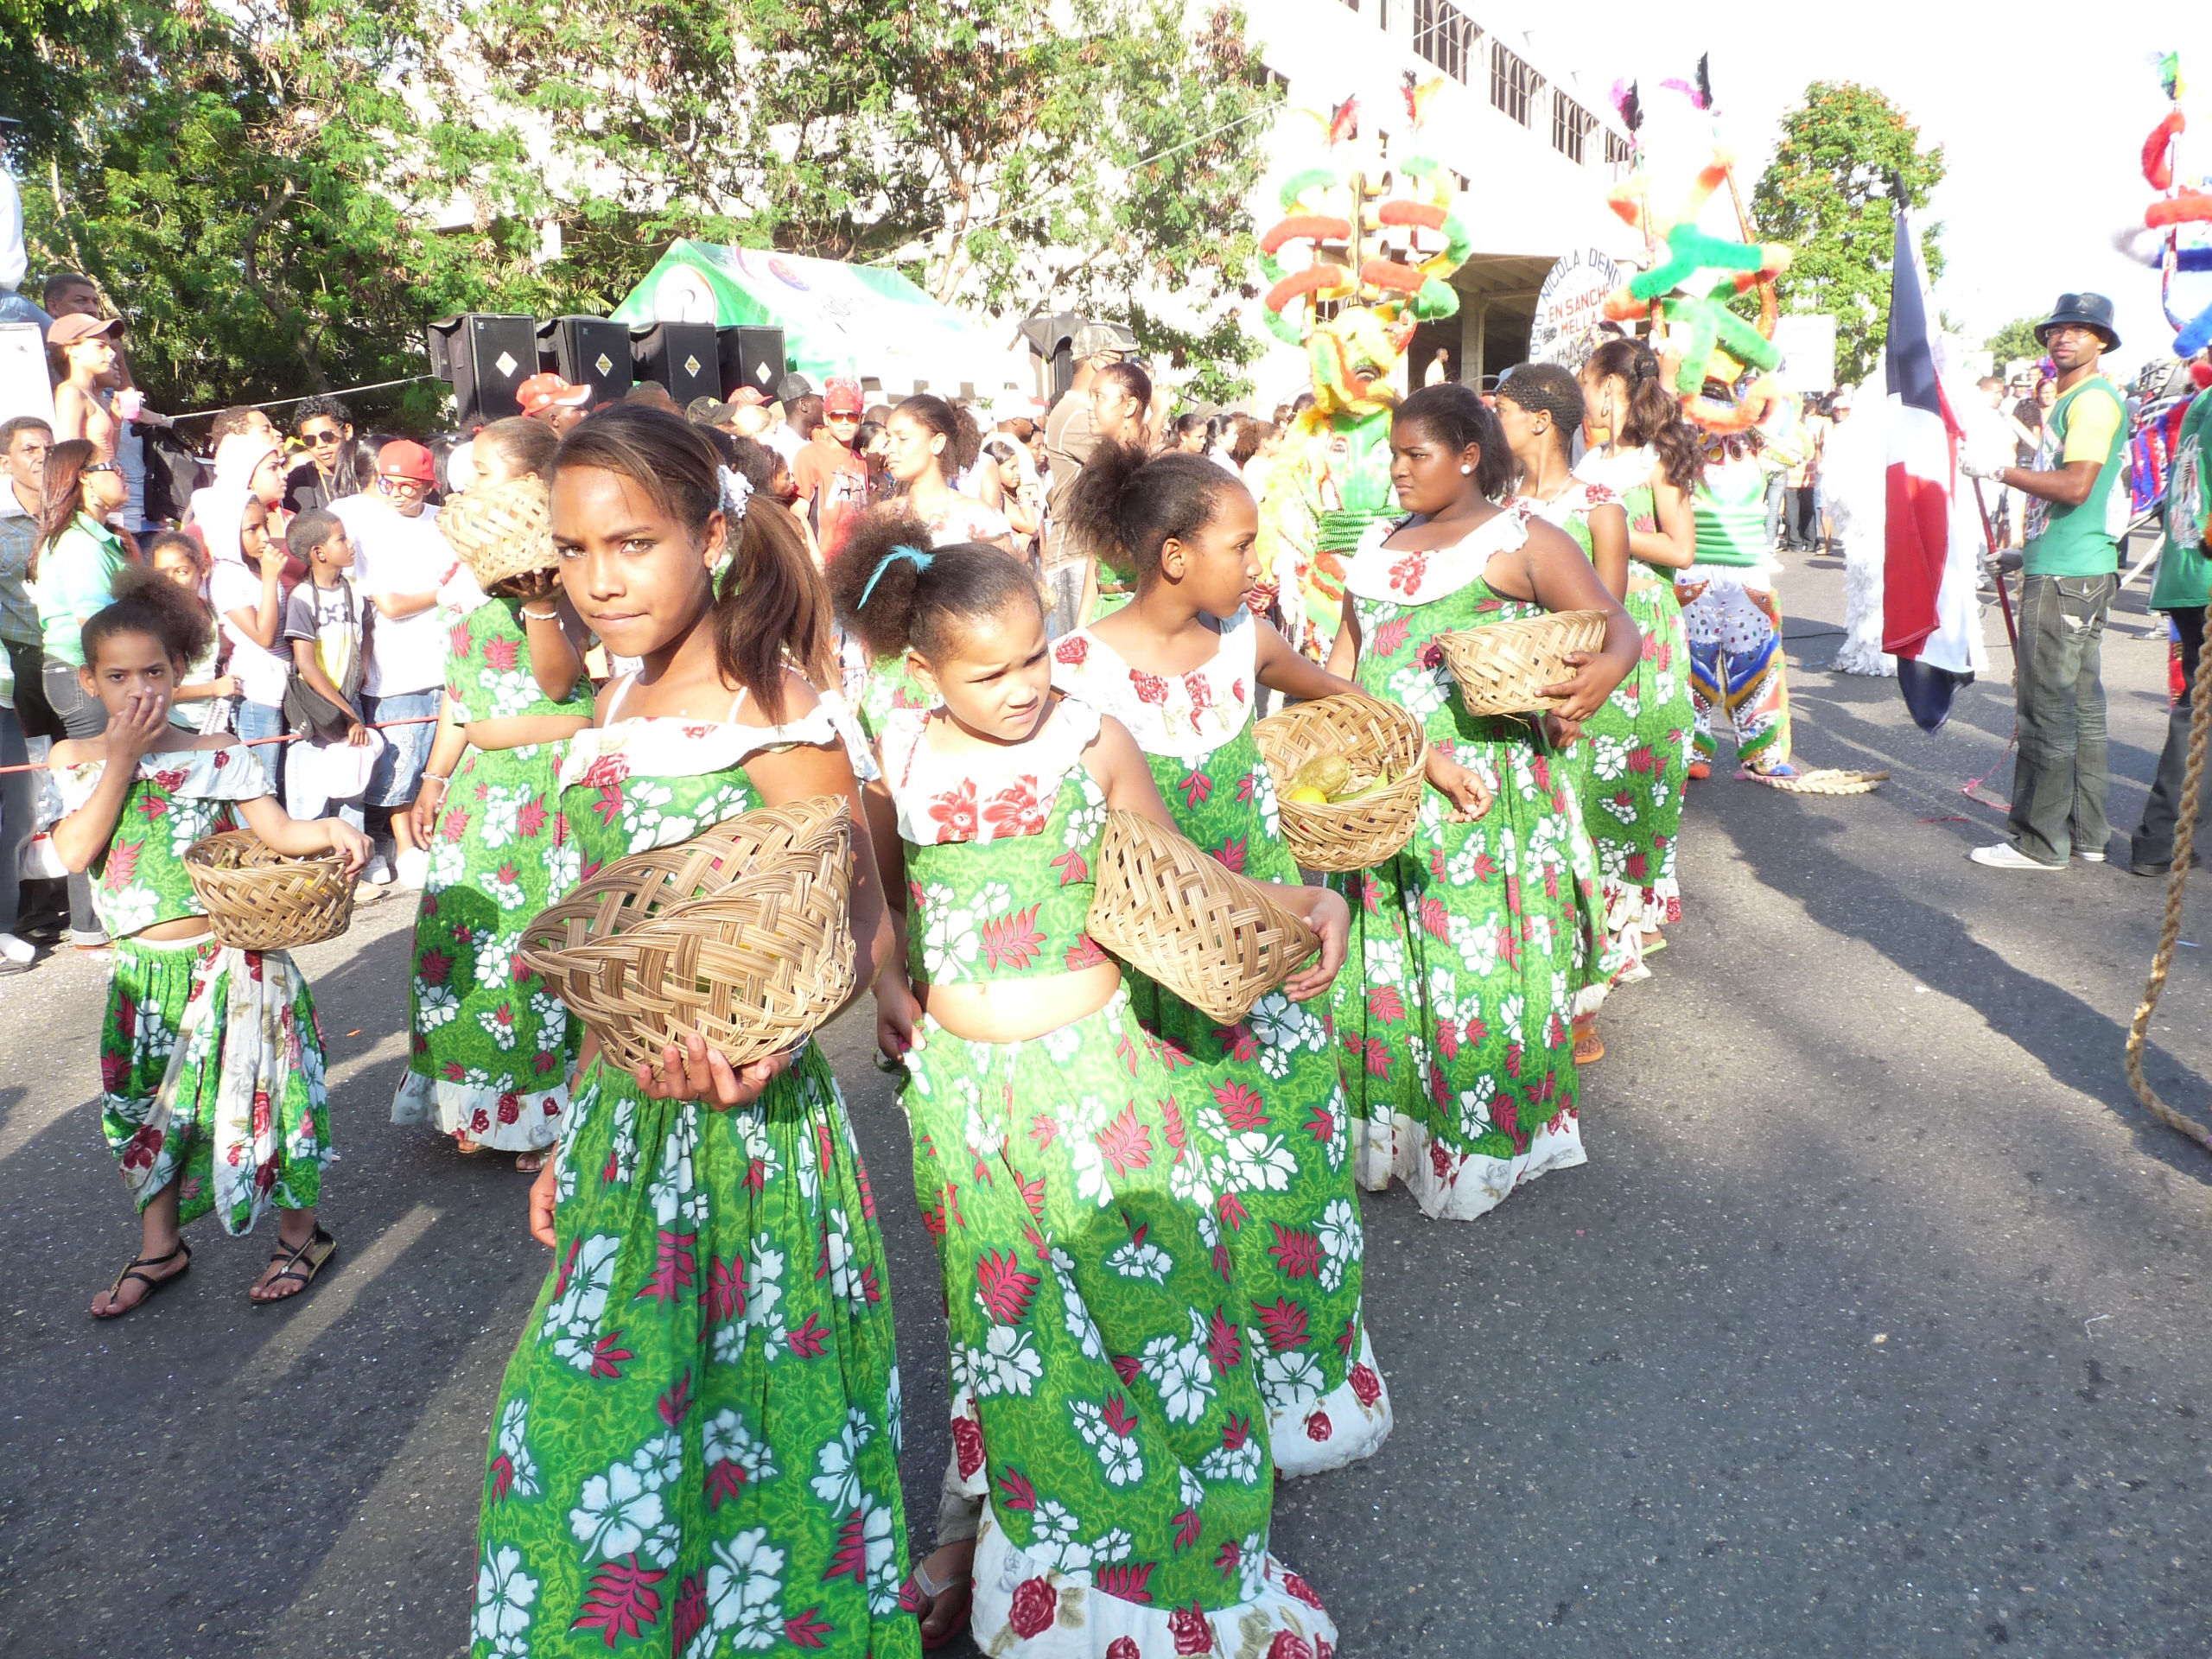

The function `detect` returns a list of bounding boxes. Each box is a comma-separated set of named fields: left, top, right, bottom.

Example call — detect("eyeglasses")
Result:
left=84, top=461, right=122, bottom=475
left=827, top=412, right=861, bottom=423
left=304, top=429, right=345, bottom=447
left=381, top=475, right=428, bottom=494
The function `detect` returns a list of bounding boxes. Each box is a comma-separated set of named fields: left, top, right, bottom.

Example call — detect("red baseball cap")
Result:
left=517, top=372, right=592, bottom=416
left=378, top=439, right=436, bottom=482
left=728, top=386, right=770, bottom=407
left=824, top=376, right=864, bottom=415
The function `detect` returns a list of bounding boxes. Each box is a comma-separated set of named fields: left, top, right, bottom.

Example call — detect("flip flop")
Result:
left=92, top=1242, right=191, bottom=1319
left=1573, top=1029, right=1605, bottom=1065
left=251, top=1225, right=337, bottom=1306
left=905, top=1552, right=975, bottom=1651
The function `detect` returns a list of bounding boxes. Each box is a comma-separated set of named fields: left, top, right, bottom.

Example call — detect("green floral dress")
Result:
left=1573, top=445, right=1693, bottom=938
left=1052, top=612, right=1391, bottom=1478
left=471, top=692, right=918, bottom=1659
left=881, top=699, right=1336, bottom=1657
left=1331, top=511, right=1597, bottom=1222
left=394, top=598, right=594, bottom=1151
left=54, top=744, right=332, bottom=1234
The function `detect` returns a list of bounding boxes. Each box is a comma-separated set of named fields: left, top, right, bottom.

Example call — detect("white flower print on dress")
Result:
left=1032, top=1500, right=1096, bottom=1573
left=1039, top=1020, right=1083, bottom=1066
left=476, top=1003, right=520, bottom=1051
left=809, top=1408, right=875, bottom=1510
left=104, top=885, right=159, bottom=936
left=1139, top=1311, right=1217, bottom=1425
left=496, top=1399, right=541, bottom=1499
left=1386, top=659, right=1448, bottom=718
left=965, top=1324, right=1045, bottom=1398
left=428, top=838, right=467, bottom=892
left=474, top=931, right=516, bottom=991
left=702, top=1406, right=780, bottom=1488
left=646, top=1106, right=705, bottom=1228
left=703, top=1527, right=785, bottom=1652
left=568, top=1446, right=671, bottom=1564
left=1069, top=1396, right=1146, bottom=1486
left=1457, top=1076, right=1497, bottom=1140
left=542, top=1232, right=620, bottom=1370
left=486, top=668, right=542, bottom=720
left=860, top=1491, right=904, bottom=1615
left=1262, top=1347, right=1325, bottom=1407
left=1316, top=1197, right=1360, bottom=1293
left=1049, top=1246, right=1105, bottom=1359
left=478, top=785, right=527, bottom=850
left=531, top=992, right=569, bottom=1052
left=486, top=865, right=527, bottom=912
left=1216, top=1129, right=1296, bottom=1192
left=472, top=1544, right=538, bottom=1652
left=1198, top=1422, right=1265, bottom=1485
left=1105, top=1231, right=1172, bottom=1283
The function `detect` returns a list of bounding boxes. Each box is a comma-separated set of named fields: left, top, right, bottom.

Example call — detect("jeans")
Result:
left=42, top=658, right=108, bottom=944
left=236, top=699, right=288, bottom=800
left=0, top=703, right=32, bottom=938
left=1043, top=561, right=1089, bottom=639
left=6, top=639, right=57, bottom=741
left=2135, top=606, right=2209, bottom=866
left=1763, top=472, right=1787, bottom=549
left=2007, top=572, right=2117, bottom=864
left=363, top=688, right=439, bottom=807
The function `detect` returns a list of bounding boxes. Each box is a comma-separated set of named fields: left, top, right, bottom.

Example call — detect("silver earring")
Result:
left=1459, top=464, right=1473, bottom=474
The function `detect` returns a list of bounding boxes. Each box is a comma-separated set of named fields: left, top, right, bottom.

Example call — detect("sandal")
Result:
left=515, top=1150, right=544, bottom=1173
left=251, top=1225, right=337, bottom=1305
left=1573, top=1022, right=1605, bottom=1065
left=91, top=1242, right=190, bottom=1319
left=454, top=1134, right=486, bottom=1155
left=905, top=1544, right=976, bottom=1651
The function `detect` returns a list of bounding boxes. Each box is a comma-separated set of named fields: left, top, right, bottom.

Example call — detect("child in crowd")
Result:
left=1053, top=442, right=1393, bottom=1473
left=280, top=508, right=375, bottom=830
left=471, top=405, right=920, bottom=1659
left=145, top=531, right=236, bottom=733
left=48, top=571, right=369, bottom=1317
left=204, top=476, right=294, bottom=795
left=392, top=429, right=588, bottom=1171
left=1324, top=383, right=1637, bottom=1222
left=836, top=533, right=1343, bottom=1655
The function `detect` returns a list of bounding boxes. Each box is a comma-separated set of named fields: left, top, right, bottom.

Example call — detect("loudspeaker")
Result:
left=717, top=326, right=786, bottom=403
left=632, top=322, right=723, bottom=408
left=426, top=314, right=537, bottom=425
left=538, top=315, right=632, bottom=405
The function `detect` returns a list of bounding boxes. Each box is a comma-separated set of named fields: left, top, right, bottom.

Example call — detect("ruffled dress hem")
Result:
left=391, top=1069, right=565, bottom=1151
left=1355, top=1109, right=1586, bottom=1224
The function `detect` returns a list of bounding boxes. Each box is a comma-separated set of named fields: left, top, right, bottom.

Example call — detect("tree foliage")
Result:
left=457, top=0, right=1279, bottom=399
left=1984, top=315, right=2045, bottom=368
left=1747, top=81, right=1947, bottom=385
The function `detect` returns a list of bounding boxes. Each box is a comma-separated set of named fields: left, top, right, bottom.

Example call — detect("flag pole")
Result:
left=1968, top=476, right=2020, bottom=656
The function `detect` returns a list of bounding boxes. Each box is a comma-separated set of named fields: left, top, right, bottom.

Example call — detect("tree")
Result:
left=1747, top=82, right=1946, bottom=385
left=1985, top=315, right=2045, bottom=368
left=10, top=2, right=559, bottom=425
left=458, top=0, right=1280, bottom=399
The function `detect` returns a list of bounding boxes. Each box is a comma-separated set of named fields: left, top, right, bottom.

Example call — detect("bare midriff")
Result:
left=916, top=960, right=1122, bottom=1046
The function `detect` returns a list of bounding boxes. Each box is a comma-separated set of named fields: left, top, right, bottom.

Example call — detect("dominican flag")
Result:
left=1881, top=207, right=1982, bottom=729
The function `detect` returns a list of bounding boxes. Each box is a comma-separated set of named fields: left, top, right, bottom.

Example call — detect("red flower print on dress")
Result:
left=1271, top=1630, right=1317, bottom=1659
left=1008, top=1577, right=1058, bottom=1639
left=1282, top=1572, right=1325, bottom=1611
left=1388, top=551, right=1428, bottom=595
left=1349, top=1362, right=1382, bottom=1407
left=1107, top=1638, right=1142, bottom=1659
left=1170, top=1603, right=1214, bottom=1654
left=995, top=1465, right=1038, bottom=1512
left=1096, top=1563, right=1154, bottom=1603
left=516, top=796, right=550, bottom=838
left=119, top=1124, right=163, bottom=1172
left=482, top=634, right=519, bottom=672
left=1184, top=671, right=1214, bottom=729
left=927, top=779, right=979, bottom=842
left=1370, top=616, right=1411, bottom=658
left=981, top=905, right=1046, bottom=971
left=1268, top=1224, right=1320, bottom=1280
left=976, top=1249, right=1041, bottom=1323
left=1213, top=1079, right=1268, bottom=1132
left=103, top=837, right=142, bottom=892
left=951, top=1415, right=985, bottom=1478
left=448, top=621, right=473, bottom=660
left=1255, top=1297, right=1310, bottom=1351
left=1054, top=635, right=1090, bottom=665
left=982, top=778, right=1047, bottom=838
left=1131, top=671, right=1168, bottom=704
left=577, top=753, right=631, bottom=790
left=573, top=1559, right=667, bottom=1643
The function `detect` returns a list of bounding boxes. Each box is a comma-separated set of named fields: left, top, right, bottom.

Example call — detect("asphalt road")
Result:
left=4, top=549, right=2212, bottom=1658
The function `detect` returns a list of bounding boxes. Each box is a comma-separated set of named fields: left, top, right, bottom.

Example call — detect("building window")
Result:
left=1552, top=92, right=1595, bottom=162
left=1376, top=0, right=1390, bottom=27
left=1605, top=130, right=1633, bottom=168
left=1490, top=41, right=1541, bottom=126
left=1413, top=0, right=1478, bottom=82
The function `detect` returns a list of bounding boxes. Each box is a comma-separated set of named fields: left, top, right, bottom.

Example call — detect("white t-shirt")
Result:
left=766, top=425, right=805, bottom=467
left=209, top=561, right=293, bottom=708
left=334, top=495, right=454, bottom=696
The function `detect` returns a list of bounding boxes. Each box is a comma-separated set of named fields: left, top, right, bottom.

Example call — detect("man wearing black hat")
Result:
left=1961, top=294, right=2128, bottom=870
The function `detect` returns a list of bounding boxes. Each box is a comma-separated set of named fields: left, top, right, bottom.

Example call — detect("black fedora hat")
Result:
left=2035, top=292, right=2120, bottom=351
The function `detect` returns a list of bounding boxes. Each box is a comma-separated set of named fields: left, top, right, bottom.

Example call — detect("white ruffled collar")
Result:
left=1340, top=505, right=1532, bottom=605
left=1049, top=610, right=1255, bottom=760
left=1573, top=443, right=1654, bottom=494
left=881, top=695, right=1103, bottom=845
left=1510, top=479, right=1619, bottom=527
left=54, top=742, right=270, bottom=813
left=556, top=704, right=847, bottom=792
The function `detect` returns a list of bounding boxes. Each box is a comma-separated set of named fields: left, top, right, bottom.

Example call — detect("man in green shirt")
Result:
left=1962, top=293, right=2128, bottom=869
left=2128, top=360, right=2212, bottom=875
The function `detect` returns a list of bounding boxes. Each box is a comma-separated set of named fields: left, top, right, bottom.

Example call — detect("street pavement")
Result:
left=4, top=548, right=2212, bottom=1657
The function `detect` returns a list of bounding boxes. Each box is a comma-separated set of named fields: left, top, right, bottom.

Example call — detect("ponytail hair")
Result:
left=830, top=506, right=1041, bottom=663
left=85, top=564, right=213, bottom=672
left=1586, top=337, right=1703, bottom=495
left=896, top=394, right=981, bottom=478
left=1060, top=440, right=1245, bottom=583
left=550, top=404, right=826, bottom=721
left=1392, top=383, right=1515, bottom=499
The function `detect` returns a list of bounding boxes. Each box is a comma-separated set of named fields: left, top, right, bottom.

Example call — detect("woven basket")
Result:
left=183, top=830, right=357, bottom=951
left=1085, top=810, right=1320, bottom=1025
left=1254, top=692, right=1427, bottom=873
left=437, top=476, right=555, bottom=591
left=1437, top=609, right=1611, bottom=717
left=515, top=796, right=856, bottom=1073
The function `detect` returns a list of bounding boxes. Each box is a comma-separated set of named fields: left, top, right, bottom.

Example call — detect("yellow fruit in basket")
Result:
left=1289, top=754, right=1352, bottom=797
left=1287, top=785, right=1330, bottom=805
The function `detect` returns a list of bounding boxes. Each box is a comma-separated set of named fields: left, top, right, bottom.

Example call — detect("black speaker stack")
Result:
left=429, top=315, right=789, bottom=424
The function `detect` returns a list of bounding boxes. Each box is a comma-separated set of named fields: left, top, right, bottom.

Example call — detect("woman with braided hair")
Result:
left=1573, top=340, right=1700, bottom=951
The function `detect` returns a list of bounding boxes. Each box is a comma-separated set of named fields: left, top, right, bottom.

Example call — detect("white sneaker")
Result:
left=1969, top=842, right=2063, bottom=871
left=363, top=855, right=395, bottom=887
left=395, top=847, right=430, bottom=889
left=2075, top=849, right=2107, bottom=863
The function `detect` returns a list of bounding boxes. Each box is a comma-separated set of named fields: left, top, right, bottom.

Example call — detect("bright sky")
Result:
left=1549, top=2, right=2212, bottom=380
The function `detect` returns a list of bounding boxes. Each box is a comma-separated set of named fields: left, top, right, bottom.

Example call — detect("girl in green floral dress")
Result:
left=1496, top=363, right=1643, bottom=1065
left=48, top=575, right=371, bottom=1317
left=393, top=473, right=594, bottom=1170
left=835, top=534, right=1346, bottom=1656
left=475, top=406, right=918, bottom=1659
left=1323, top=384, right=1640, bottom=1223
left=1574, top=338, right=1701, bottom=957
left=1052, top=442, right=1392, bottom=1476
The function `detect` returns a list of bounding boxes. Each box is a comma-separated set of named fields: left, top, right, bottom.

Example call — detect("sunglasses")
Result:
left=84, top=461, right=122, bottom=475
left=381, top=475, right=429, bottom=493
left=304, top=429, right=345, bottom=446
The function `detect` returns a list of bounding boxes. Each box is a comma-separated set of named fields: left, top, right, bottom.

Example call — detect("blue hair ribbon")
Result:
left=858, top=543, right=933, bottom=607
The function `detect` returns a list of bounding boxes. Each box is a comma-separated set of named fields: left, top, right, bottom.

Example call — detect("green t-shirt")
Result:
left=2149, top=391, right=2212, bottom=613
left=32, top=516, right=127, bottom=667
left=2022, top=375, right=2127, bottom=579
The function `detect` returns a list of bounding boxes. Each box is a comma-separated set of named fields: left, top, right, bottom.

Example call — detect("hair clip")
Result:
left=857, top=543, right=933, bottom=607
left=719, top=465, right=753, bottom=524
